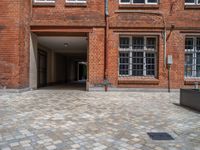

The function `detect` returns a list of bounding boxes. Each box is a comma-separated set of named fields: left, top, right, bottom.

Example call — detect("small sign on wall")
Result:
left=167, top=55, right=173, bottom=65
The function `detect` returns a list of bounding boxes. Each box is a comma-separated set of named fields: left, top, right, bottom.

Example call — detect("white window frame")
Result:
left=119, top=36, right=158, bottom=77
left=185, top=0, right=200, bottom=5
left=34, top=0, right=55, bottom=3
left=119, top=0, right=158, bottom=5
left=66, top=0, right=87, bottom=3
left=185, top=36, right=200, bottom=78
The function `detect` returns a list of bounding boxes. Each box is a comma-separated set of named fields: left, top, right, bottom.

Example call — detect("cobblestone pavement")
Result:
left=0, top=86, right=200, bottom=150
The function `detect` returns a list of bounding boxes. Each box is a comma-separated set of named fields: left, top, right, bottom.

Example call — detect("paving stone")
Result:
left=71, top=144, right=80, bottom=148
left=53, top=140, right=62, bottom=145
left=9, top=142, right=19, bottom=147
left=0, top=87, right=199, bottom=150
left=1, top=147, right=11, bottom=150
left=46, top=145, right=56, bottom=150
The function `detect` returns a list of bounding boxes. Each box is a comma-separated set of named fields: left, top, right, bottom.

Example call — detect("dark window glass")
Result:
left=197, top=38, right=200, bottom=51
left=119, top=52, right=129, bottom=75
left=147, top=38, right=156, bottom=49
left=197, top=53, right=200, bottom=77
left=185, top=54, right=193, bottom=77
left=132, top=52, right=143, bottom=76
left=147, top=0, right=157, bottom=3
left=185, top=0, right=195, bottom=3
left=185, top=38, right=194, bottom=50
left=146, top=53, right=155, bottom=75
left=133, top=0, right=145, bottom=3
left=120, top=0, right=130, bottom=3
left=120, top=37, right=130, bottom=49
left=132, top=37, right=144, bottom=50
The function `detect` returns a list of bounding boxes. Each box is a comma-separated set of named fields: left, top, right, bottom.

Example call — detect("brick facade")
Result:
left=0, top=0, right=200, bottom=89
left=107, top=0, right=200, bottom=89
left=0, top=0, right=30, bottom=88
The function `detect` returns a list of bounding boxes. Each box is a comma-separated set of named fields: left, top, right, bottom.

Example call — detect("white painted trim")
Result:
left=119, top=0, right=158, bottom=5
left=119, top=36, right=158, bottom=77
left=66, top=0, right=87, bottom=3
left=185, top=0, right=200, bottom=5
left=185, top=36, right=200, bottom=78
left=34, top=0, right=55, bottom=3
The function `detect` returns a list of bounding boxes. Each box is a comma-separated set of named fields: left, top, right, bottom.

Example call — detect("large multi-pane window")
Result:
left=119, top=0, right=158, bottom=4
left=185, top=37, right=200, bottom=78
left=185, top=0, right=200, bottom=5
left=34, top=0, right=55, bottom=3
left=119, top=36, right=157, bottom=77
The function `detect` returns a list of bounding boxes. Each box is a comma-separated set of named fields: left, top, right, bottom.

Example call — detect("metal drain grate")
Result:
left=147, top=132, right=174, bottom=140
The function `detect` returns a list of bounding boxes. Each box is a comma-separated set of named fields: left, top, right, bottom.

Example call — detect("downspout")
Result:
left=164, top=29, right=166, bottom=67
left=104, top=0, right=109, bottom=91
left=162, top=16, right=167, bottom=68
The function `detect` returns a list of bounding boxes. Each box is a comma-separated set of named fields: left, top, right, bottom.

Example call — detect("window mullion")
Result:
left=143, top=37, right=147, bottom=76
left=129, top=37, right=133, bottom=76
left=194, top=37, right=197, bottom=77
left=193, top=52, right=196, bottom=77
left=129, top=52, right=132, bottom=76
left=155, top=38, right=157, bottom=77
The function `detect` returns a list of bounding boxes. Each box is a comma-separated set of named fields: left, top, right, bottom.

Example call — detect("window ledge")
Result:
left=184, top=5, right=200, bottom=9
left=33, top=2, right=55, bottom=7
left=119, top=4, right=159, bottom=9
left=184, top=78, right=200, bottom=85
left=65, top=3, right=87, bottom=7
left=118, top=77, right=159, bottom=85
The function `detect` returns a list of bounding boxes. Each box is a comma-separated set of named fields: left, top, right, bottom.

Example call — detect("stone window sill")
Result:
left=65, top=3, right=87, bottom=7
left=33, top=2, right=55, bottom=7
left=119, top=4, right=159, bottom=9
left=118, top=77, right=159, bottom=85
left=184, top=79, right=200, bottom=85
left=184, top=5, right=200, bottom=9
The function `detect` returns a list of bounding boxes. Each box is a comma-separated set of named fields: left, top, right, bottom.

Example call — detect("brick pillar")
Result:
left=88, top=28, right=105, bottom=87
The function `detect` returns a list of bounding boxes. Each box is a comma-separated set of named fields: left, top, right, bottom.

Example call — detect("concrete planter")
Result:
left=180, top=89, right=200, bottom=111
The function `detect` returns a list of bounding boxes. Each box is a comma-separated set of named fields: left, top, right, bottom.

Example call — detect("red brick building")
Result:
left=0, top=0, right=200, bottom=91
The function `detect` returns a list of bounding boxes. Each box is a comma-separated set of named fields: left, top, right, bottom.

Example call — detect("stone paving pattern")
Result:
left=0, top=87, right=200, bottom=150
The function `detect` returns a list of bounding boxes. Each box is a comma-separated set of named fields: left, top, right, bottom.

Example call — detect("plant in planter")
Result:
left=93, top=79, right=111, bottom=91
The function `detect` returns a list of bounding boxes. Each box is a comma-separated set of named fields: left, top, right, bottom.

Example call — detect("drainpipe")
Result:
left=104, top=0, right=109, bottom=91
left=163, top=20, right=167, bottom=68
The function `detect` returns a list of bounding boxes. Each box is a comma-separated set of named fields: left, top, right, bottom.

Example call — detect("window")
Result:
left=119, top=36, right=157, bottom=77
left=185, top=0, right=200, bottom=5
left=185, top=37, right=200, bottom=78
left=34, top=0, right=55, bottom=3
left=119, top=0, right=158, bottom=4
left=66, top=0, right=87, bottom=3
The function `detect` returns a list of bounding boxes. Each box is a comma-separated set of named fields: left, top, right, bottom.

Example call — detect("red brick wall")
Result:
left=19, top=0, right=31, bottom=88
left=88, top=28, right=105, bottom=86
left=106, top=0, right=200, bottom=88
left=0, top=0, right=30, bottom=88
left=31, top=0, right=105, bottom=27
left=1, top=0, right=200, bottom=89
left=0, top=1, right=19, bottom=88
